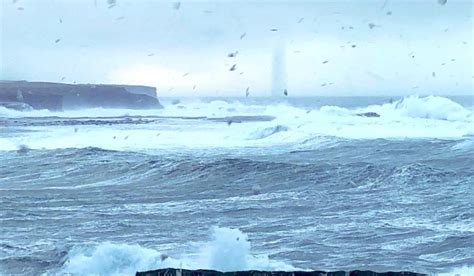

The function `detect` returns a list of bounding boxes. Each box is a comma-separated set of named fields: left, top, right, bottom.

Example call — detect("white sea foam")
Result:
left=1, top=96, right=473, bottom=152
left=60, top=227, right=296, bottom=275
left=358, top=95, right=472, bottom=121
left=438, top=266, right=474, bottom=276
left=58, top=226, right=473, bottom=275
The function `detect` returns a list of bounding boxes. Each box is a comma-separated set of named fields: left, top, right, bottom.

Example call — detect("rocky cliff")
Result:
left=0, top=81, right=163, bottom=111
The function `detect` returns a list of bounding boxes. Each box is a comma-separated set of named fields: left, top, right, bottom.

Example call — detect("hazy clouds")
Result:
left=1, top=0, right=472, bottom=96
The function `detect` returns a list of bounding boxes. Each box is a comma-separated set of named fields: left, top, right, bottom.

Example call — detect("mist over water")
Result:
left=271, top=41, right=287, bottom=97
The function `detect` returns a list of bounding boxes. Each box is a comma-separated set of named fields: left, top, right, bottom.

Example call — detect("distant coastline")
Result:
left=0, top=80, right=163, bottom=111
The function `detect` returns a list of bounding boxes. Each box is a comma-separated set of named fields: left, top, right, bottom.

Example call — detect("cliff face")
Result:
left=119, top=85, right=157, bottom=98
left=0, top=81, right=163, bottom=111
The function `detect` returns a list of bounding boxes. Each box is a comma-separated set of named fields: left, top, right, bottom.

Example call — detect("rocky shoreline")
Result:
left=136, top=268, right=426, bottom=276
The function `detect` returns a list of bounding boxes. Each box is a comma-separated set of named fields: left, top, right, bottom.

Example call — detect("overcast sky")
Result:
left=1, top=0, right=472, bottom=96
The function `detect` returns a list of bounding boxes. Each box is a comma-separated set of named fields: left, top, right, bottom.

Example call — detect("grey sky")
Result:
left=1, top=0, right=472, bottom=96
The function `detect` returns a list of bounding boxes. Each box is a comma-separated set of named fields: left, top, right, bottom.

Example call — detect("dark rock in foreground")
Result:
left=0, top=81, right=163, bottom=111
left=136, top=268, right=426, bottom=276
left=356, top=112, right=380, bottom=118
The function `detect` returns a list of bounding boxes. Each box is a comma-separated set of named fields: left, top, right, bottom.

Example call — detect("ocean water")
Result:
left=0, top=95, right=473, bottom=275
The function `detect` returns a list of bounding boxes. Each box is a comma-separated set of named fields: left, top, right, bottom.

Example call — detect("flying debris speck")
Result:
left=173, top=2, right=181, bottom=10
left=240, top=33, right=246, bottom=40
left=61, top=77, right=66, bottom=80
left=55, top=39, right=61, bottom=43
left=322, top=60, right=329, bottom=64
left=229, top=64, right=237, bottom=71
left=227, top=51, right=238, bottom=58
left=227, top=120, right=233, bottom=126
left=438, top=0, right=447, bottom=5
left=17, top=7, right=24, bottom=10
left=283, top=89, right=288, bottom=96
left=59, top=18, right=63, bottom=23
left=193, top=85, right=196, bottom=90
left=298, top=18, right=304, bottom=23
left=116, top=16, right=125, bottom=20
left=270, top=28, right=278, bottom=32
left=74, top=128, right=78, bottom=133
left=321, top=83, right=327, bottom=87
left=182, top=72, right=190, bottom=77
left=351, top=44, right=357, bottom=48
left=432, top=72, right=436, bottom=78
left=368, top=23, right=378, bottom=29
left=147, top=53, right=154, bottom=57
left=386, top=11, right=392, bottom=15
left=245, top=87, right=250, bottom=97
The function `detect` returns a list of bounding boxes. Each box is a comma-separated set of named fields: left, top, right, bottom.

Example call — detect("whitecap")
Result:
left=60, top=227, right=297, bottom=275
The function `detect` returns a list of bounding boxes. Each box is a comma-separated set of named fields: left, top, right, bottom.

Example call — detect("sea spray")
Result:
left=61, top=227, right=296, bottom=275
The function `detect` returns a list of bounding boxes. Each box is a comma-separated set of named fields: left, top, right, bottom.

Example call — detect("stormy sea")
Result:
left=0, top=95, right=473, bottom=275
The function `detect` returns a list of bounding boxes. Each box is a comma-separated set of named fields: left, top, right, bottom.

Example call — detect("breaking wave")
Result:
left=248, top=125, right=289, bottom=140
left=1, top=95, right=472, bottom=152
left=359, top=95, right=472, bottom=121
left=60, top=227, right=296, bottom=275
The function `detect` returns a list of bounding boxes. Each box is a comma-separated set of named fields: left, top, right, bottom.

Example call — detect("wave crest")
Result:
left=60, top=227, right=296, bottom=275
left=363, top=95, right=472, bottom=121
left=248, top=125, right=289, bottom=140
left=1, top=95, right=472, bottom=152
